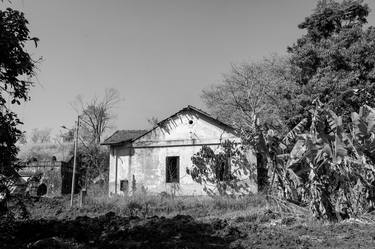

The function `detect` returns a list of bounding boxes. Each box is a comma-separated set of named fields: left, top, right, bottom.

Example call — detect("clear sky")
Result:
left=4, top=0, right=375, bottom=138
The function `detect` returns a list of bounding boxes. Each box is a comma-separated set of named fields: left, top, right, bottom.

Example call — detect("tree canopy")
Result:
left=0, top=7, right=38, bottom=176
left=287, top=0, right=375, bottom=127
left=202, top=56, right=295, bottom=133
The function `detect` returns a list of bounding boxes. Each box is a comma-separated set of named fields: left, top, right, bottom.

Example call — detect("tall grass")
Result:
left=83, top=185, right=281, bottom=220
left=29, top=184, right=310, bottom=224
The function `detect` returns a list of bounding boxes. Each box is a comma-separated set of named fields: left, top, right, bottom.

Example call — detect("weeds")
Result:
left=79, top=191, right=301, bottom=224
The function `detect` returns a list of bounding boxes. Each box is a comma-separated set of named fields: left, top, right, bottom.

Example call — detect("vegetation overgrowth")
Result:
left=4, top=192, right=375, bottom=248
left=2, top=4, right=375, bottom=246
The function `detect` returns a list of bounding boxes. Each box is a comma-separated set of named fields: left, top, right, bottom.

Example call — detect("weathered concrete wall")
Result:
left=18, top=161, right=63, bottom=196
left=108, top=110, right=254, bottom=196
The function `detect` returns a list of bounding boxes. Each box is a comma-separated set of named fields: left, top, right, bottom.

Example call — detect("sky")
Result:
left=4, top=0, right=375, bottom=139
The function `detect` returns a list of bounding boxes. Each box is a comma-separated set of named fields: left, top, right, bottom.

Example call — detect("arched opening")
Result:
left=37, top=183, right=47, bottom=196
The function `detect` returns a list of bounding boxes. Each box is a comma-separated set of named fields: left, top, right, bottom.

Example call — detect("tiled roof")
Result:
left=101, top=130, right=147, bottom=145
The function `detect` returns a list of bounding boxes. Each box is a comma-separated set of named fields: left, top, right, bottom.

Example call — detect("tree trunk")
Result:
left=256, top=153, right=269, bottom=192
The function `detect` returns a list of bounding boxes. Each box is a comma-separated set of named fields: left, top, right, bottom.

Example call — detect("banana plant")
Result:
left=283, top=102, right=375, bottom=220
left=239, top=112, right=308, bottom=199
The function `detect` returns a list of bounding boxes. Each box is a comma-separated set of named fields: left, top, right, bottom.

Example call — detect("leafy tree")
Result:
left=17, top=133, right=27, bottom=145
left=202, top=56, right=296, bottom=191
left=0, top=7, right=38, bottom=216
left=0, top=7, right=38, bottom=176
left=187, top=140, right=253, bottom=196
left=203, top=56, right=294, bottom=133
left=239, top=114, right=307, bottom=194
left=287, top=0, right=375, bottom=127
left=262, top=101, right=375, bottom=220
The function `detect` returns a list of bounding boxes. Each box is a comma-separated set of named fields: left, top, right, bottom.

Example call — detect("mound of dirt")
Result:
left=0, top=213, right=241, bottom=249
left=4, top=197, right=375, bottom=249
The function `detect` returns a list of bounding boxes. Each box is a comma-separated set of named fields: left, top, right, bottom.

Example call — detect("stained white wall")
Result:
left=108, top=110, right=255, bottom=196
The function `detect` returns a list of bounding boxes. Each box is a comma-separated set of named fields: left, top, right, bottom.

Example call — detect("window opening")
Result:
left=166, top=156, right=180, bottom=183
left=120, top=179, right=129, bottom=192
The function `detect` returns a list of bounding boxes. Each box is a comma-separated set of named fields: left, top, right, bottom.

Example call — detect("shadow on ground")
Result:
left=0, top=213, right=241, bottom=249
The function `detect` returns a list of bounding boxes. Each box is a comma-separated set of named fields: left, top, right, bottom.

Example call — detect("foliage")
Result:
left=202, top=57, right=299, bottom=192
left=187, top=140, right=253, bottom=196
left=0, top=8, right=38, bottom=107
left=264, top=102, right=375, bottom=221
left=0, top=112, right=23, bottom=175
left=82, top=192, right=271, bottom=220
left=202, top=56, right=295, bottom=133
left=78, top=144, right=109, bottom=186
left=287, top=0, right=375, bottom=128
left=239, top=113, right=307, bottom=193
left=0, top=7, right=37, bottom=178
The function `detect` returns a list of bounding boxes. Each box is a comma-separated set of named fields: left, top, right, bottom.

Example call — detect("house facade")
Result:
left=102, top=106, right=255, bottom=196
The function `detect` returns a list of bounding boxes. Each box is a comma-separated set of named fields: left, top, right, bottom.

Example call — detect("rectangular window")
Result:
left=120, top=179, right=129, bottom=192
left=166, top=156, right=179, bottom=183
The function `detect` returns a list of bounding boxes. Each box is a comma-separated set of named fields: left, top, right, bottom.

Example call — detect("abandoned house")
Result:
left=102, top=105, right=255, bottom=196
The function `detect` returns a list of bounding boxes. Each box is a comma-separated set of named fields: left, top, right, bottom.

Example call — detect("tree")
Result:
left=0, top=7, right=38, bottom=216
left=202, top=56, right=296, bottom=191
left=187, top=140, right=253, bottom=196
left=30, top=128, right=52, bottom=144
left=0, top=7, right=38, bottom=177
left=254, top=99, right=375, bottom=221
left=202, top=56, right=294, bottom=133
left=72, top=88, right=121, bottom=185
left=17, top=133, right=27, bottom=145
left=74, top=88, right=121, bottom=144
left=287, top=0, right=375, bottom=127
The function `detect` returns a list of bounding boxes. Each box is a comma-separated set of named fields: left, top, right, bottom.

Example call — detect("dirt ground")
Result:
left=2, top=197, right=375, bottom=249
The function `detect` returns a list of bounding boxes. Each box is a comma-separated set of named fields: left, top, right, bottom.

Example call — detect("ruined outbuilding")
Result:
left=102, top=106, right=254, bottom=196
left=16, top=157, right=83, bottom=196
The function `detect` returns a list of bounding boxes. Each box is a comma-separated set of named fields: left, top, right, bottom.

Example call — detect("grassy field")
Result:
left=3, top=192, right=375, bottom=248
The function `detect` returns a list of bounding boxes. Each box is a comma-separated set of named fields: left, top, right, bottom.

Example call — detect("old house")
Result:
left=102, top=106, right=254, bottom=196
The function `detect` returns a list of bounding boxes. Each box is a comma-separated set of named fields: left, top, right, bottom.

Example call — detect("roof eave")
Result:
left=100, top=140, right=133, bottom=146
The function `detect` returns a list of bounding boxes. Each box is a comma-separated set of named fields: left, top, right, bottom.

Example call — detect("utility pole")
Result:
left=70, top=116, right=80, bottom=207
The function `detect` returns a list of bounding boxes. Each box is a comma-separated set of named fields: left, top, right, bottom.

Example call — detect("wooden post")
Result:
left=115, top=151, right=118, bottom=194
left=70, top=116, right=80, bottom=207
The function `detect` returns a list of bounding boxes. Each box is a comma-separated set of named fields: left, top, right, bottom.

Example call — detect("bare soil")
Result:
left=2, top=197, right=375, bottom=249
